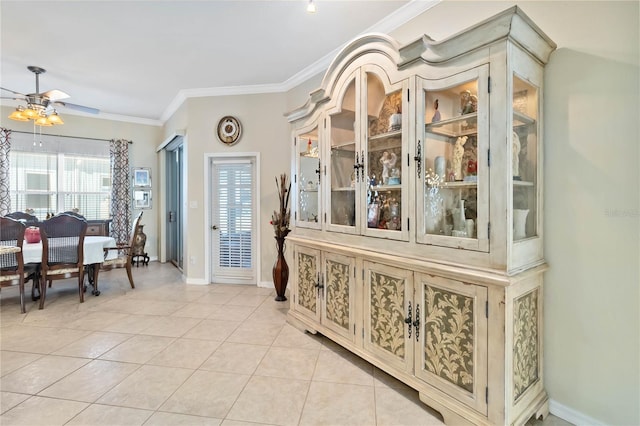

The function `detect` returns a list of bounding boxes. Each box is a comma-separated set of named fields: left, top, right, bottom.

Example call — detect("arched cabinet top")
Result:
left=286, top=33, right=400, bottom=123
left=285, top=5, right=555, bottom=124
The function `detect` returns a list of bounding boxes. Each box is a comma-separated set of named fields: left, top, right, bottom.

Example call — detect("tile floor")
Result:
left=0, top=262, right=572, bottom=426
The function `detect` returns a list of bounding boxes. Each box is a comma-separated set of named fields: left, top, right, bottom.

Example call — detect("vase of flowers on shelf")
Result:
left=271, top=173, right=291, bottom=301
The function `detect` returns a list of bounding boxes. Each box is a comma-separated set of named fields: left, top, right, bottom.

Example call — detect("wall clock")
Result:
left=216, top=116, right=242, bottom=145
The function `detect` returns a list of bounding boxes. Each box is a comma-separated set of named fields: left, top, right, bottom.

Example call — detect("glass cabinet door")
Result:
left=417, top=66, right=489, bottom=251
left=362, top=68, right=408, bottom=241
left=327, top=74, right=358, bottom=234
left=295, top=124, right=321, bottom=229
left=512, top=74, right=539, bottom=242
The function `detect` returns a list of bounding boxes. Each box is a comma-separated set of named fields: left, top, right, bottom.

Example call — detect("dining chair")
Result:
left=101, top=211, right=143, bottom=289
left=38, top=213, right=88, bottom=309
left=6, top=211, right=39, bottom=225
left=0, top=217, right=39, bottom=313
left=62, top=211, right=86, bottom=220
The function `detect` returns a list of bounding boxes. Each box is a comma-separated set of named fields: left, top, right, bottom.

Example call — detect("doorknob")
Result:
left=212, top=225, right=218, bottom=230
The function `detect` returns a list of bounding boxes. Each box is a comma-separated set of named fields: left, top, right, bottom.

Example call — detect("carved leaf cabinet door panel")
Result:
left=414, top=273, right=488, bottom=415
left=321, top=252, right=356, bottom=342
left=363, top=261, right=414, bottom=373
left=293, top=245, right=321, bottom=322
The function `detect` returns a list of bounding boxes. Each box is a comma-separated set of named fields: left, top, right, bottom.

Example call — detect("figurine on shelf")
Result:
left=513, top=131, right=521, bottom=180
left=389, top=168, right=401, bottom=185
left=467, top=159, right=477, bottom=175
left=307, top=138, right=313, bottom=154
left=432, top=99, right=441, bottom=123
left=452, top=136, right=467, bottom=181
left=380, top=151, right=398, bottom=184
left=460, top=90, right=478, bottom=115
left=389, top=107, right=402, bottom=132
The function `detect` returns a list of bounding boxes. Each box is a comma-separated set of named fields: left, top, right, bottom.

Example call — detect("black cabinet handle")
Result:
left=413, top=304, right=420, bottom=341
left=404, top=301, right=412, bottom=339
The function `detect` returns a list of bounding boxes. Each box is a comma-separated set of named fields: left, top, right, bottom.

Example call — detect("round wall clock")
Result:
left=216, top=116, right=242, bottom=145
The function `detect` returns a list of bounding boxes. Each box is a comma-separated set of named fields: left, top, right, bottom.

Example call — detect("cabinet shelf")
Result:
left=332, top=187, right=355, bottom=192
left=332, top=141, right=356, bottom=151
left=300, top=152, right=319, bottom=158
left=513, top=111, right=536, bottom=127
left=368, top=129, right=402, bottom=152
left=425, top=112, right=478, bottom=137
left=513, top=180, right=534, bottom=187
left=427, top=181, right=478, bottom=189
left=371, top=184, right=402, bottom=191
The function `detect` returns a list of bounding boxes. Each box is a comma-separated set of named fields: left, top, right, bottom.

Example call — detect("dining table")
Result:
left=22, top=236, right=117, bottom=296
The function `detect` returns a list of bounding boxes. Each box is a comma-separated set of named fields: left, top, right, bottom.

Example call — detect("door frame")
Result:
left=165, top=138, right=184, bottom=270
left=204, top=152, right=261, bottom=285
left=156, top=131, right=186, bottom=265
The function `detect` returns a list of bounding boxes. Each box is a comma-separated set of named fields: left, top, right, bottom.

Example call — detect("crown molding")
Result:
left=94, top=111, right=163, bottom=127
left=160, top=0, right=441, bottom=124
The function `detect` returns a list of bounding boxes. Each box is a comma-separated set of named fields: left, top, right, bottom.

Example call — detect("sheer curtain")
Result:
left=0, top=128, right=11, bottom=215
left=110, top=139, right=131, bottom=244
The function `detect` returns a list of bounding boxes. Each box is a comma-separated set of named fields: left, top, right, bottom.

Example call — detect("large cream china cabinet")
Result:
left=286, top=7, right=556, bottom=426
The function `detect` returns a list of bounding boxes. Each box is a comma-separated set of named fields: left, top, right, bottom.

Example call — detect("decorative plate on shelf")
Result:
left=216, top=116, right=242, bottom=145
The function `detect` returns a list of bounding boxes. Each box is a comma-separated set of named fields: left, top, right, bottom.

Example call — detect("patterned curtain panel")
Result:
left=0, top=128, right=11, bottom=216
left=110, top=139, right=131, bottom=244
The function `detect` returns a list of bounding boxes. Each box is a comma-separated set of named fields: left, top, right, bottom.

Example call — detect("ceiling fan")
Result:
left=1, top=65, right=99, bottom=126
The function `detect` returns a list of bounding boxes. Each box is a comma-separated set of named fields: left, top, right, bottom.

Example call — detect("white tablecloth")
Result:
left=22, top=236, right=117, bottom=265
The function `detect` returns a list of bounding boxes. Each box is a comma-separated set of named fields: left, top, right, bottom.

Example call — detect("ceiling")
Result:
left=1, top=0, right=436, bottom=125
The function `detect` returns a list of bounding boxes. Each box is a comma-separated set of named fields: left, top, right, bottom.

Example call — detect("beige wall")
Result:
left=386, top=1, right=639, bottom=424
left=163, top=93, right=290, bottom=284
left=0, top=107, right=163, bottom=260
left=285, top=71, right=324, bottom=112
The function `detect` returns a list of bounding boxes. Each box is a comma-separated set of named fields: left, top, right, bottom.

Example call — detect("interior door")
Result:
left=210, top=157, right=256, bottom=284
left=165, top=139, right=184, bottom=270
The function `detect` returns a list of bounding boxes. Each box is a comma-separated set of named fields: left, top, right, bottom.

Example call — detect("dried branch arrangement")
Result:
left=271, top=173, right=291, bottom=238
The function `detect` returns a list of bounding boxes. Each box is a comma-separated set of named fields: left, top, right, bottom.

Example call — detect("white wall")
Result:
left=163, top=93, right=290, bottom=284
left=0, top=107, right=163, bottom=261
left=385, top=1, right=639, bottom=425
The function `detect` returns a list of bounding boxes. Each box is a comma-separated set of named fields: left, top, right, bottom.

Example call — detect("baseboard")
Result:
left=550, top=399, right=606, bottom=426
left=258, top=281, right=274, bottom=289
left=185, top=278, right=209, bottom=285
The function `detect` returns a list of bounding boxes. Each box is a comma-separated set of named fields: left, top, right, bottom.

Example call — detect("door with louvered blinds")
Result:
left=211, top=158, right=256, bottom=284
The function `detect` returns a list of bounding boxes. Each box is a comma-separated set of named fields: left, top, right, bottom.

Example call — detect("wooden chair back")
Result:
left=0, top=217, right=28, bottom=313
left=0, top=217, right=25, bottom=272
left=6, top=211, right=39, bottom=225
left=38, top=213, right=88, bottom=309
left=127, top=212, right=144, bottom=263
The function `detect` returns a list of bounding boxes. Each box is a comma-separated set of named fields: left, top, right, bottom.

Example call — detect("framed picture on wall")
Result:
left=133, top=168, right=151, bottom=187
left=133, top=189, right=152, bottom=209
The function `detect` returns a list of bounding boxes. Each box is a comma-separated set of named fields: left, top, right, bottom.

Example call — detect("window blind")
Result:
left=216, top=163, right=253, bottom=269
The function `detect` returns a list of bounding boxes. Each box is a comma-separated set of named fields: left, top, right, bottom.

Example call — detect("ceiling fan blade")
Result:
left=54, top=101, right=99, bottom=114
left=1, top=86, right=26, bottom=96
left=42, top=89, right=70, bottom=101
left=1, top=96, right=27, bottom=101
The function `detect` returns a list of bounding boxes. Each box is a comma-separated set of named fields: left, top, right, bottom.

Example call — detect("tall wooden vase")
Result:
left=272, top=236, right=289, bottom=301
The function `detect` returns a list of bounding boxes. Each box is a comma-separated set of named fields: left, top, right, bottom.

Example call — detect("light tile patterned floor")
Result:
left=0, top=262, right=572, bottom=426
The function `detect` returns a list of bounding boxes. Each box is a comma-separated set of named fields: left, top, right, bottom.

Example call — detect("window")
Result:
left=8, top=133, right=111, bottom=220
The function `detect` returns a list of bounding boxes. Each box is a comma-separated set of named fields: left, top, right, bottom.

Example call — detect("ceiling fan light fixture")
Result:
left=8, top=106, right=29, bottom=122
left=22, top=106, right=39, bottom=120
left=35, top=115, right=53, bottom=127
left=306, top=0, right=316, bottom=13
left=47, top=110, right=64, bottom=125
